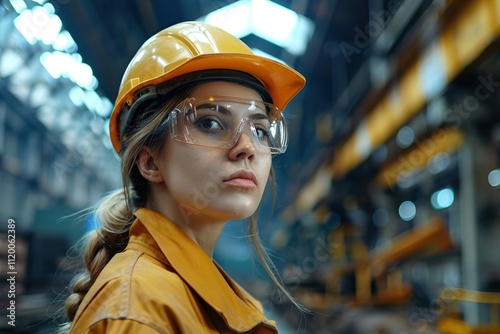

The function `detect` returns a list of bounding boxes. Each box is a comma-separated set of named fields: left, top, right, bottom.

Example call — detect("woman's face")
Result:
left=155, top=81, right=273, bottom=224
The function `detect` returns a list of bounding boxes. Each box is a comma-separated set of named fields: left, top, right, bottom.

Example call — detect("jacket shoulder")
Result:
left=72, top=249, right=217, bottom=333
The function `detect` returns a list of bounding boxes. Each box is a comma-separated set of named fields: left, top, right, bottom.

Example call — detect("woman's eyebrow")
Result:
left=198, top=102, right=270, bottom=120
left=197, top=103, right=231, bottom=115
left=249, top=113, right=271, bottom=121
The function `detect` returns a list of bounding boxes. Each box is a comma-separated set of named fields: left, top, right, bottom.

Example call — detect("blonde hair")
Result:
left=59, top=82, right=304, bottom=332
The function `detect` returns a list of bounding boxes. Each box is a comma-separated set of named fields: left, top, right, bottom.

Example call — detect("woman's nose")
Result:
left=228, top=132, right=256, bottom=162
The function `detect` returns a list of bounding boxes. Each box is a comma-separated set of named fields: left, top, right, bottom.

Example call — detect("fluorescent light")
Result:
left=14, top=9, right=38, bottom=44
left=14, top=5, right=62, bottom=45
left=69, top=86, right=111, bottom=117
left=0, top=48, right=24, bottom=78
left=69, top=86, right=85, bottom=107
left=52, top=30, right=77, bottom=53
left=40, top=51, right=95, bottom=89
left=70, top=62, right=93, bottom=89
left=35, top=5, right=62, bottom=45
left=40, top=51, right=62, bottom=78
left=97, top=96, right=113, bottom=118
left=8, top=0, right=26, bottom=14
left=83, top=90, right=102, bottom=116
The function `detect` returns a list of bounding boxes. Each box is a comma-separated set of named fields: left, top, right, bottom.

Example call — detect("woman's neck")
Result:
left=148, top=190, right=227, bottom=258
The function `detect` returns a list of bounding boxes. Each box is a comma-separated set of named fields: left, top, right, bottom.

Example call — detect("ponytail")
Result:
left=58, top=189, right=135, bottom=333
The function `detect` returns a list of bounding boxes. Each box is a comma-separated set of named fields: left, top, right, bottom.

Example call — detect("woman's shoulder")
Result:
left=72, top=248, right=209, bottom=333
left=103, top=248, right=192, bottom=302
left=125, top=248, right=193, bottom=298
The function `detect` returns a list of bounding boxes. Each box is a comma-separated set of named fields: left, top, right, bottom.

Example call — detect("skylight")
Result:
left=202, top=0, right=314, bottom=56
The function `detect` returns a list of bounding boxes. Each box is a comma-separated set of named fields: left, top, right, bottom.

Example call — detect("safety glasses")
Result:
left=163, top=96, right=288, bottom=155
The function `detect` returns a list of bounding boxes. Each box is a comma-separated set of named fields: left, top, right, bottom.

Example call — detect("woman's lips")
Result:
left=223, top=170, right=258, bottom=189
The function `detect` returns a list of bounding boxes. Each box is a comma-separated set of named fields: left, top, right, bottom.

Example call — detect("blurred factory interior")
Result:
left=1, top=0, right=500, bottom=333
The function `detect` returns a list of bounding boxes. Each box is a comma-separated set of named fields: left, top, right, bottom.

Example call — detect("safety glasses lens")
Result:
left=171, top=97, right=287, bottom=154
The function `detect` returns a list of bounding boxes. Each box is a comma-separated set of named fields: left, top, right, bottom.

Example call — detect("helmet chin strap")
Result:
left=119, top=70, right=273, bottom=142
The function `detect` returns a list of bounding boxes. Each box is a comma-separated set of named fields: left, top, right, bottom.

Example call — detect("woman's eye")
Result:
left=196, top=117, right=223, bottom=130
left=256, top=126, right=270, bottom=139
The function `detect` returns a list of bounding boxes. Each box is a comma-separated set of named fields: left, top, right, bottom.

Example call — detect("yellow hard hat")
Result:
left=109, top=21, right=306, bottom=153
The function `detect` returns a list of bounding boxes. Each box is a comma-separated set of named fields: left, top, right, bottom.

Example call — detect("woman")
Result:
left=61, top=21, right=306, bottom=333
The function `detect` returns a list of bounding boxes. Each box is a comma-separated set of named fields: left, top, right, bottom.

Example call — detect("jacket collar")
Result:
left=132, top=208, right=277, bottom=333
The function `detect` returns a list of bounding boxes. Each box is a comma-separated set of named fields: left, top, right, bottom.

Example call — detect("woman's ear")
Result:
left=136, top=147, right=164, bottom=183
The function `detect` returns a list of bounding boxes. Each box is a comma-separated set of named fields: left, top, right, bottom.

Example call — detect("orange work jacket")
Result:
left=70, top=208, right=279, bottom=333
